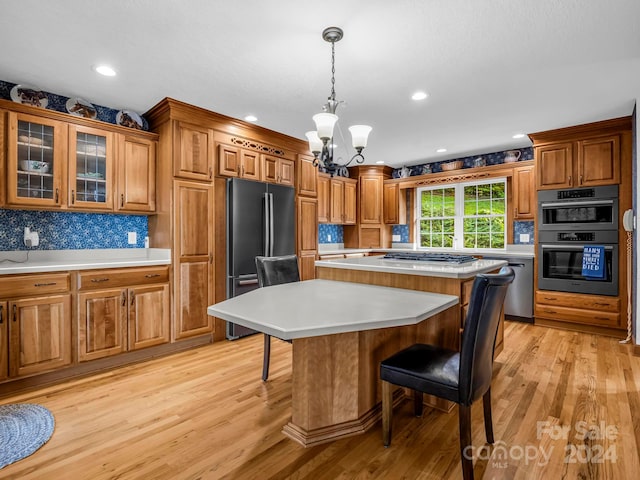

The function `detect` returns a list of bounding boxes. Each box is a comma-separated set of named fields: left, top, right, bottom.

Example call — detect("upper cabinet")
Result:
left=383, top=182, right=407, bottom=225
left=263, top=154, right=294, bottom=186
left=175, top=121, right=213, bottom=181
left=531, top=119, right=624, bottom=191
left=297, top=154, right=317, bottom=198
left=317, top=173, right=356, bottom=225
left=2, top=101, right=158, bottom=213
left=6, top=111, right=66, bottom=208
left=512, top=165, right=535, bottom=220
left=215, top=140, right=295, bottom=186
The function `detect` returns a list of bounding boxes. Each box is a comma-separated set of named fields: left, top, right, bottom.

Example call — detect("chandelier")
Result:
left=305, top=27, right=372, bottom=177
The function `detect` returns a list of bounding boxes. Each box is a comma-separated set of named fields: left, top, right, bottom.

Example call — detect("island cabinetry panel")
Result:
left=77, top=266, right=170, bottom=361
left=3, top=102, right=158, bottom=213
left=174, top=121, right=214, bottom=181
left=531, top=118, right=626, bottom=190
left=512, top=165, right=535, bottom=219
left=174, top=180, right=214, bottom=340
left=0, top=273, right=71, bottom=379
left=0, top=302, right=6, bottom=382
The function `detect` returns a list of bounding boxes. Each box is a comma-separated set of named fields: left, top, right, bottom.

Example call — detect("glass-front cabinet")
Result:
left=68, top=125, right=114, bottom=209
left=6, top=111, right=65, bottom=207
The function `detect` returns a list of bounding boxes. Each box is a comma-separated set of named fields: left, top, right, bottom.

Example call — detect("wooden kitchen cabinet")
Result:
left=343, top=180, right=357, bottom=224
left=535, top=290, right=620, bottom=329
left=6, top=111, right=66, bottom=208
left=532, top=121, right=622, bottom=190
left=68, top=124, right=114, bottom=210
left=240, top=150, right=261, bottom=180
left=263, top=154, right=294, bottom=186
left=359, top=175, right=383, bottom=224
left=77, top=266, right=170, bottom=361
left=216, top=143, right=262, bottom=181
left=173, top=180, right=214, bottom=340
left=329, top=178, right=344, bottom=224
left=297, top=196, right=318, bottom=281
left=175, top=121, right=213, bottom=180
left=317, top=174, right=330, bottom=223
left=0, top=272, right=71, bottom=379
left=297, top=154, right=318, bottom=197
left=512, top=165, right=535, bottom=219
left=0, top=302, right=7, bottom=382
left=383, top=182, right=407, bottom=224
left=116, top=134, right=156, bottom=213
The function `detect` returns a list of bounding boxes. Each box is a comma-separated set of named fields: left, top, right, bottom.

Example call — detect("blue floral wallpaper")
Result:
left=0, top=80, right=148, bottom=130
left=0, top=210, right=148, bottom=250
left=391, top=147, right=534, bottom=178
left=318, top=224, right=343, bottom=244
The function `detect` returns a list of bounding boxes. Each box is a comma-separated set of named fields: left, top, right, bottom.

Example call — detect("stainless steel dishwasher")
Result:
left=483, top=256, right=534, bottom=322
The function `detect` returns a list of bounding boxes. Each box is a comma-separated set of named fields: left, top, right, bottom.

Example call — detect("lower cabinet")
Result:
left=0, top=302, right=7, bottom=382
left=77, top=266, right=170, bottom=362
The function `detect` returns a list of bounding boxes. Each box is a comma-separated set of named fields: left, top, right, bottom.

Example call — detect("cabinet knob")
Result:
left=121, top=291, right=126, bottom=307
left=12, top=304, right=17, bottom=322
left=55, top=188, right=59, bottom=204
left=209, top=166, right=213, bottom=179
left=568, top=176, right=572, bottom=184
left=71, top=190, right=75, bottom=204
left=130, top=291, right=135, bottom=306
left=579, top=175, right=583, bottom=185
left=0, top=305, right=3, bottom=324
left=515, top=208, right=518, bottom=217
left=121, top=194, right=124, bottom=208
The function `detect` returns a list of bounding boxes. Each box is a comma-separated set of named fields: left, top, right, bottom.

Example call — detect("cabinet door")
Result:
left=263, top=154, right=277, bottom=182
left=317, top=175, right=330, bottom=223
left=577, top=135, right=620, bottom=187
left=297, top=155, right=318, bottom=197
left=240, top=150, right=261, bottom=180
left=330, top=179, right=345, bottom=224
left=343, top=180, right=357, bottom=225
left=9, top=294, right=71, bottom=377
left=383, top=183, right=401, bottom=224
left=217, top=144, right=240, bottom=177
left=278, top=158, right=295, bottom=186
left=175, top=122, right=213, bottom=180
left=68, top=125, right=114, bottom=210
left=117, top=134, right=156, bottom=212
left=360, top=176, right=383, bottom=223
left=297, top=197, right=318, bottom=281
left=536, top=143, right=573, bottom=190
left=6, top=111, right=66, bottom=207
left=128, top=284, right=170, bottom=350
left=78, top=289, right=127, bottom=362
left=513, top=166, right=535, bottom=219
left=0, top=301, right=7, bottom=381
left=174, top=180, right=214, bottom=339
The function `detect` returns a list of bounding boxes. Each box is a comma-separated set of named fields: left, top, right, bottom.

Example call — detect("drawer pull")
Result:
left=595, top=317, right=609, bottom=321
left=543, top=297, right=557, bottom=301
left=593, top=302, right=611, bottom=307
left=130, top=291, right=135, bottom=306
left=121, top=194, right=124, bottom=208
left=34, top=282, right=56, bottom=287
left=543, top=309, right=557, bottom=314
left=13, top=304, right=17, bottom=322
left=121, top=291, right=126, bottom=307
left=0, top=305, right=3, bottom=324
left=144, top=274, right=160, bottom=278
left=90, top=278, right=110, bottom=283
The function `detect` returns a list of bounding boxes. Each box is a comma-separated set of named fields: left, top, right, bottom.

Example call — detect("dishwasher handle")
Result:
left=507, top=262, right=525, bottom=268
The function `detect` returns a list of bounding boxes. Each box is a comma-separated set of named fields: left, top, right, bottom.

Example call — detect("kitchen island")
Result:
left=315, top=254, right=508, bottom=354
left=208, top=279, right=459, bottom=447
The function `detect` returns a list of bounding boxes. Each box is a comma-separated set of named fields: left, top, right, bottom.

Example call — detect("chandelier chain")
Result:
left=330, top=41, right=336, bottom=102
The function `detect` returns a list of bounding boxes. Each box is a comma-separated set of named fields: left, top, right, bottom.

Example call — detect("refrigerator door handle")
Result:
left=269, top=193, right=275, bottom=256
left=263, top=192, right=270, bottom=256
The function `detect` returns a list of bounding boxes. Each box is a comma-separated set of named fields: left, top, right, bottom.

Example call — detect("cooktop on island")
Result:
left=382, top=252, right=478, bottom=264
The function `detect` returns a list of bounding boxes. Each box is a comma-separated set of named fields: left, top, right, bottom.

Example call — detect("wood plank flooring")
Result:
left=1, top=321, right=639, bottom=479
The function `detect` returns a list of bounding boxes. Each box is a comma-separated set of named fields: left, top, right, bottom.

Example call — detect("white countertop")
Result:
left=318, top=245, right=535, bottom=259
left=207, top=279, right=459, bottom=340
left=0, top=248, right=171, bottom=275
left=315, top=255, right=508, bottom=279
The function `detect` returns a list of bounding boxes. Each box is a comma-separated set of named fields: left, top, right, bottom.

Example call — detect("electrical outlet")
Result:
left=128, top=232, right=137, bottom=245
left=392, top=234, right=401, bottom=242
left=519, top=233, right=530, bottom=243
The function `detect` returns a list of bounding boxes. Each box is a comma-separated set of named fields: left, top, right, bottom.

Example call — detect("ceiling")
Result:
left=2, top=0, right=639, bottom=168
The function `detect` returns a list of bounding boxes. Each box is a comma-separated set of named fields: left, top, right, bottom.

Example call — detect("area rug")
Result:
left=0, top=403, right=55, bottom=469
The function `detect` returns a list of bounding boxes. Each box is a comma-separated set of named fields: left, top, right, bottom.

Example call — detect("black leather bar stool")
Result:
left=255, top=255, right=300, bottom=381
left=380, top=266, right=514, bottom=480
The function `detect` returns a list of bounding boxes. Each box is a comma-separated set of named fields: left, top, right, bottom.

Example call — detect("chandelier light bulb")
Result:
left=313, top=113, right=339, bottom=141
left=349, top=125, right=372, bottom=149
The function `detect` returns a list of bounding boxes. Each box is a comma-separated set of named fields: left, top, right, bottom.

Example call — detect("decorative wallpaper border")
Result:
left=0, top=210, right=148, bottom=250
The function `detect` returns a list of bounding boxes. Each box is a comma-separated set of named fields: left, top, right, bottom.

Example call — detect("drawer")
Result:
left=319, top=254, right=345, bottom=260
left=461, top=279, right=475, bottom=306
left=78, top=266, right=169, bottom=291
left=0, top=273, right=70, bottom=297
left=535, top=290, right=619, bottom=312
left=535, top=304, right=620, bottom=328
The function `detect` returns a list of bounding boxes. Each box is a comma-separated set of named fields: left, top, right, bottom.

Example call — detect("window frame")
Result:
left=416, top=177, right=507, bottom=251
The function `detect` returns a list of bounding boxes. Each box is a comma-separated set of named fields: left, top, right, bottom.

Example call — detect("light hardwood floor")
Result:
left=1, top=321, right=639, bottom=479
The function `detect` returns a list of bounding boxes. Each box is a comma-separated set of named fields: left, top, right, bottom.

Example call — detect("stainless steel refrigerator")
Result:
left=226, top=178, right=296, bottom=339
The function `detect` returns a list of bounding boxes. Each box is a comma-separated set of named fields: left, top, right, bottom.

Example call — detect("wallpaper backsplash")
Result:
left=0, top=210, right=148, bottom=250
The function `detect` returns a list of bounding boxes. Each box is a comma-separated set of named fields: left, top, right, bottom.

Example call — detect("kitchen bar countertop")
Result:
left=317, top=244, right=535, bottom=259
left=0, top=248, right=171, bottom=275
left=315, top=254, right=508, bottom=279
left=207, top=279, right=459, bottom=340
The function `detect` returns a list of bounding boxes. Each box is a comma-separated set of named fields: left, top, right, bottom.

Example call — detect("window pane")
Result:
left=464, top=185, right=476, bottom=201
left=478, top=184, right=491, bottom=200
left=492, top=183, right=505, bottom=199
left=491, top=199, right=505, bottom=214
left=421, top=233, right=431, bottom=247
left=432, top=234, right=443, bottom=247
left=443, top=219, right=455, bottom=232
left=463, top=218, right=476, bottom=232
left=432, top=219, right=443, bottom=232
left=492, top=234, right=505, bottom=248
left=464, top=233, right=476, bottom=248
left=443, top=234, right=454, bottom=248
left=491, top=217, right=504, bottom=234
left=421, top=191, right=431, bottom=217
left=477, top=199, right=491, bottom=215
left=477, top=217, right=490, bottom=232
left=477, top=234, right=491, bottom=248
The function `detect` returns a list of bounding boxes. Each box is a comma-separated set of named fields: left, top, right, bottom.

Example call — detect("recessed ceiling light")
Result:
left=94, top=65, right=116, bottom=77
left=512, top=133, right=525, bottom=139
left=436, top=148, right=447, bottom=153
left=244, top=115, right=258, bottom=122
left=411, top=91, right=428, bottom=101
left=376, top=160, right=385, bottom=164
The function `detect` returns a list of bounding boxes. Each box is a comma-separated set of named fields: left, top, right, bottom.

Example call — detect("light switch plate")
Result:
left=128, top=232, right=137, bottom=245
left=327, top=234, right=332, bottom=242
left=519, top=233, right=530, bottom=243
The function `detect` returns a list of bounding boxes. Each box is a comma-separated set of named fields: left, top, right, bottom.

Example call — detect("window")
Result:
left=417, top=179, right=506, bottom=250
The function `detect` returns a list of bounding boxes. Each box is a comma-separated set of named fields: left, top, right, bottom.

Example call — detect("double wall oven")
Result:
left=538, top=185, right=619, bottom=296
